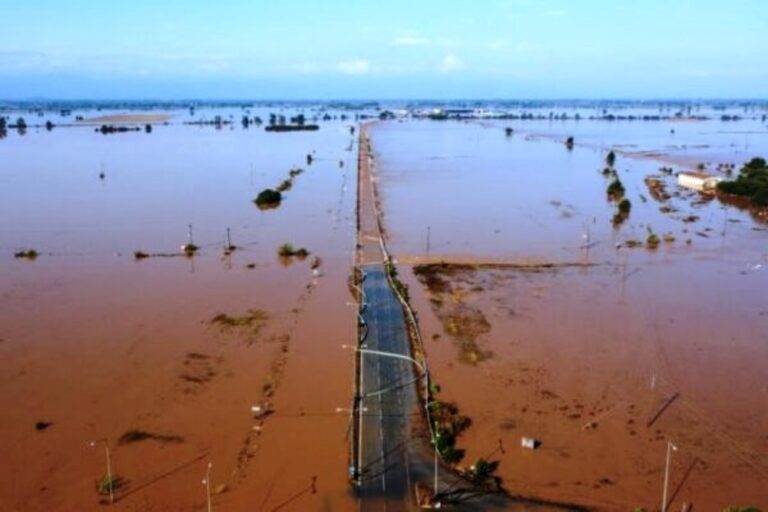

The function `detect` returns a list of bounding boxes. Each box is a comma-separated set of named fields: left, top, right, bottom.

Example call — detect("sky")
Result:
left=1, top=0, right=767, bottom=99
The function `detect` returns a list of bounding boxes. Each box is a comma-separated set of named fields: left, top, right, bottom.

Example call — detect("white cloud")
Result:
left=336, top=59, right=370, bottom=75
left=393, top=35, right=430, bottom=46
left=439, top=54, right=465, bottom=72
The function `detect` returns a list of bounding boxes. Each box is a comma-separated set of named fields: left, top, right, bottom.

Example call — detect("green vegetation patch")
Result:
left=254, top=188, right=282, bottom=208
left=14, top=249, right=38, bottom=260
left=718, top=157, right=768, bottom=207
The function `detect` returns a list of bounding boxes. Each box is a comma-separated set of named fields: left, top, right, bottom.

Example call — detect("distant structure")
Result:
left=677, top=171, right=722, bottom=193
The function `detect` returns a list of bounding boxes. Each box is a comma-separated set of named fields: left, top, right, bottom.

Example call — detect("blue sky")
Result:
left=1, top=0, right=767, bottom=99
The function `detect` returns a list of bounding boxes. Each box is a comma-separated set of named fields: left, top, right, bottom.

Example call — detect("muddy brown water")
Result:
left=370, top=119, right=768, bottom=511
left=2, top=107, right=767, bottom=511
left=0, top=110, right=361, bottom=511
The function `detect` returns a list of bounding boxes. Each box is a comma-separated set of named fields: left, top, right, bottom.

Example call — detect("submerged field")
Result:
left=1, top=103, right=767, bottom=511
left=371, top=116, right=768, bottom=510
left=0, top=106, right=361, bottom=511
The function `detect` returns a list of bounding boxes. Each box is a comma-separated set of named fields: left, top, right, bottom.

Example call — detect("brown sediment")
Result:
left=118, top=430, right=185, bottom=446
left=210, top=309, right=269, bottom=337
left=644, top=176, right=671, bottom=202
left=402, top=261, right=768, bottom=510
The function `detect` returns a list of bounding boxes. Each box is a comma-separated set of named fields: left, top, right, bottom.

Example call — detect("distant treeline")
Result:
left=265, top=124, right=319, bottom=132
left=421, top=112, right=765, bottom=122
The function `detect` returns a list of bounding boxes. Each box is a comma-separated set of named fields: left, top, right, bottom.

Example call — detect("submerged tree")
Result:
left=565, top=136, right=574, bottom=150
left=16, top=117, right=27, bottom=135
left=606, top=150, right=616, bottom=167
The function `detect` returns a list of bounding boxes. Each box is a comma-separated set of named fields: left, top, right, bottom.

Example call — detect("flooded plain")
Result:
left=1, top=104, right=767, bottom=511
left=371, top=115, right=768, bottom=510
left=1, top=107, right=361, bottom=511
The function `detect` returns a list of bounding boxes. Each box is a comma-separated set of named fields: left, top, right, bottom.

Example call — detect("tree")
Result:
left=145, top=124, right=152, bottom=133
left=606, top=150, right=616, bottom=167
left=241, top=115, right=250, bottom=129
left=16, top=117, right=27, bottom=135
left=45, top=120, right=54, bottom=131
left=565, top=136, right=574, bottom=150
left=0, top=117, right=6, bottom=138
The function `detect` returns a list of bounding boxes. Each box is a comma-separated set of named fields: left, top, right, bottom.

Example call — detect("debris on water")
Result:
left=134, top=251, right=150, bottom=260
left=35, top=421, right=52, bottom=431
left=521, top=437, right=541, bottom=450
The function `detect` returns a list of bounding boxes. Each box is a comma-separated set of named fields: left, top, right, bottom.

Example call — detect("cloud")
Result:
left=393, top=35, right=430, bottom=46
left=336, top=59, right=370, bottom=75
left=439, top=54, right=465, bottom=72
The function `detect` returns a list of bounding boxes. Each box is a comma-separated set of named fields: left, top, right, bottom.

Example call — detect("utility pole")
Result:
left=202, top=462, right=213, bottom=512
left=661, top=441, right=677, bottom=512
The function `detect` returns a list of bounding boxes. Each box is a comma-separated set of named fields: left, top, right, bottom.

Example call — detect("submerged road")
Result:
left=356, top=264, right=424, bottom=511
left=352, top=124, right=585, bottom=512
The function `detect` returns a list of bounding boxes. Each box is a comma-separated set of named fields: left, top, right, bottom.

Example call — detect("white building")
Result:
left=677, top=171, right=722, bottom=193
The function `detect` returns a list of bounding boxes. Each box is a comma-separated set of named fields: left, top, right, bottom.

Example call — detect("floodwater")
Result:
left=0, top=107, right=361, bottom=511
left=370, top=115, right=768, bottom=510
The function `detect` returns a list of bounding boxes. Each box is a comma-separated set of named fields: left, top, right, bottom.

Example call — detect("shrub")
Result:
left=278, top=243, right=295, bottom=257
left=607, top=178, right=626, bottom=200
left=618, top=198, right=632, bottom=214
left=717, top=157, right=768, bottom=208
left=14, top=249, right=38, bottom=260
left=255, top=188, right=282, bottom=207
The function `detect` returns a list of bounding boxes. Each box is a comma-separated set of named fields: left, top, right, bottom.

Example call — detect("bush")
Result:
left=607, top=178, right=626, bottom=200
left=278, top=243, right=295, bottom=257
left=717, top=157, right=768, bottom=208
left=255, top=188, right=282, bottom=207
left=618, top=198, right=632, bottom=214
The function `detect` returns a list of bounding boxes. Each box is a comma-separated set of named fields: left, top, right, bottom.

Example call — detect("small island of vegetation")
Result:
left=717, top=157, right=768, bottom=207
left=254, top=188, right=282, bottom=208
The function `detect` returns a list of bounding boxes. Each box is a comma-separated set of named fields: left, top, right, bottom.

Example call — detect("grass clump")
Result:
left=181, top=243, right=199, bottom=257
left=276, top=179, right=293, bottom=192
left=254, top=188, right=282, bottom=208
left=95, top=474, right=126, bottom=497
left=277, top=243, right=309, bottom=259
left=646, top=231, right=660, bottom=250
left=14, top=249, right=38, bottom=260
